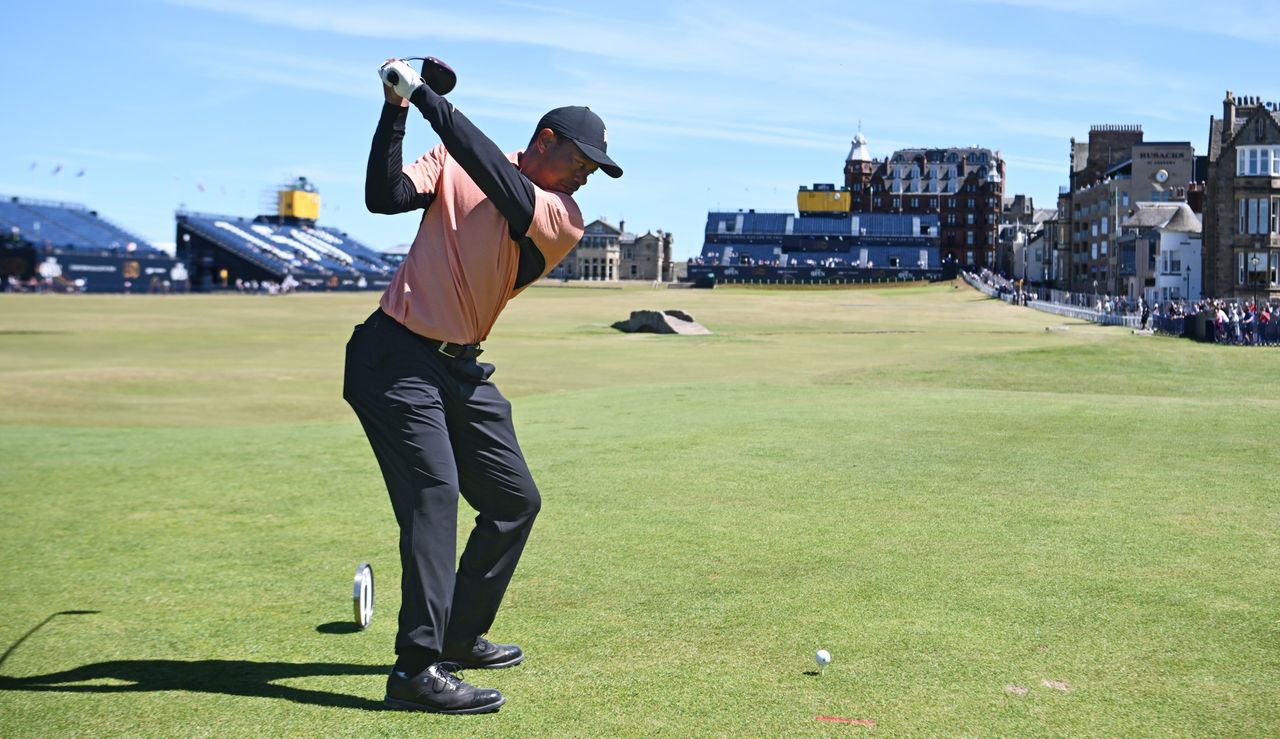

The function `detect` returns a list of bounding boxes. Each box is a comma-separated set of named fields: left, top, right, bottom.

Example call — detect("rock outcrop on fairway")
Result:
left=611, top=309, right=710, bottom=335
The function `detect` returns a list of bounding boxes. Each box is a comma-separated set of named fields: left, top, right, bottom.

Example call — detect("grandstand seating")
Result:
left=176, top=212, right=395, bottom=284
left=698, top=208, right=943, bottom=272
left=705, top=210, right=939, bottom=239
left=0, top=196, right=162, bottom=253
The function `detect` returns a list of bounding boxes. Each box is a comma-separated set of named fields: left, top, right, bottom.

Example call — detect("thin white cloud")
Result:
left=958, top=0, right=1280, bottom=44
left=158, top=0, right=1208, bottom=149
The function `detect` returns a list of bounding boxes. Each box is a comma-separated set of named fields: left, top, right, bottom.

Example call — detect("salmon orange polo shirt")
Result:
left=379, top=144, right=585, bottom=345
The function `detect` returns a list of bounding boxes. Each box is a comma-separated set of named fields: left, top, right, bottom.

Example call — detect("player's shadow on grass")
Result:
left=0, top=659, right=389, bottom=710
left=0, top=611, right=387, bottom=711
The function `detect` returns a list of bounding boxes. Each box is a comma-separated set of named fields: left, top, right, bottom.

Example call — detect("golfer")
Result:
left=344, top=59, right=621, bottom=714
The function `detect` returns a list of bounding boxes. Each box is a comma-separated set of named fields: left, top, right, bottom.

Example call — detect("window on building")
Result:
left=1237, top=145, right=1280, bottom=176
left=1101, top=240, right=1108, bottom=256
left=910, top=197, right=919, bottom=208
left=1092, top=222, right=1098, bottom=237
left=966, top=213, right=974, bottom=225
left=965, top=250, right=974, bottom=264
left=874, top=198, right=882, bottom=208
left=1122, top=192, right=1130, bottom=207
left=630, top=264, right=637, bottom=278
left=1239, top=198, right=1273, bottom=235
left=967, top=231, right=974, bottom=245
left=1101, top=216, right=1108, bottom=235
left=1271, top=252, right=1279, bottom=286
left=967, top=198, right=975, bottom=208
left=1092, top=243, right=1098, bottom=259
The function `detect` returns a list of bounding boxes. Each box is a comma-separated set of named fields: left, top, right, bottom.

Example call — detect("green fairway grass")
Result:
left=1, top=283, right=1277, bottom=737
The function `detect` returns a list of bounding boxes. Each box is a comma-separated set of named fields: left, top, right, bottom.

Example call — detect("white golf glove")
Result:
left=379, top=59, right=423, bottom=99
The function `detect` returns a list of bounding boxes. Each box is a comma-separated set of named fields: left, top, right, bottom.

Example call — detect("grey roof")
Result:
left=1164, top=204, right=1202, bottom=233
left=1032, top=208, right=1057, bottom=225
left=586, top=218, right=622, bottom=234
left=1122, top=202, right=1201, bottom=233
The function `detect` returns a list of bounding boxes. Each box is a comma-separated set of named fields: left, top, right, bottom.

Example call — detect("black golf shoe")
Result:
left=440, top=637, right=524, bottom=669
left=383, top=663, right=505, bottom=714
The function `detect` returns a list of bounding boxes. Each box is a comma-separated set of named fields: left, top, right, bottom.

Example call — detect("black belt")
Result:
left=374, top=309, right=483, bottom=359
left=425, top=337, right=484, bottom=359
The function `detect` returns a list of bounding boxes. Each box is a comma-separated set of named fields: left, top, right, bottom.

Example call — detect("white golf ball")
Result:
left=815, top=649, right=832, bottom=666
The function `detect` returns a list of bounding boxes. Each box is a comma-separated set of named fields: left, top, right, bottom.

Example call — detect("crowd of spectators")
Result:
left=233, top=275, right=299, bottom=295
left=970, top=268, right=1278, bottom=346
left=688, top=256, right=877, bottom=268
left=1152, top=299, right=1277, bottom=345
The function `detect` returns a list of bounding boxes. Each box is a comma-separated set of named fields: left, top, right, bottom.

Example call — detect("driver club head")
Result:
left=421, top=56, right=456, bottom=96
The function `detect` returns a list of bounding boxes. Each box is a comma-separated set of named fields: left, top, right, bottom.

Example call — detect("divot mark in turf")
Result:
left=815, top=715, right=876, bottom=726
left=1041, top=679, right=1071, bottom=692
left=1004, top=684, right=1029, bottom=696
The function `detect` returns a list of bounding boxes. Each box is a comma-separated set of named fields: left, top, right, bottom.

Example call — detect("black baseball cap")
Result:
left=537, top=106, right=622, bottom=178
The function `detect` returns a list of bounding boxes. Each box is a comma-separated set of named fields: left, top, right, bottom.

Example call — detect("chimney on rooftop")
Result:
left=1223, top=91, right=1236, bottom=145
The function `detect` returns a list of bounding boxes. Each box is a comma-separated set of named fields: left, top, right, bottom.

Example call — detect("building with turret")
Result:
left=839, top=133, right=1005, bottom=268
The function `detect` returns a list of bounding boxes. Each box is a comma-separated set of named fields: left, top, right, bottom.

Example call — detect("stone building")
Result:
left=1061, top=125, right=1196, bottom=297
left=1203, top=91, right=1280, bottom=301
left=620, top=229, right=674, bottom=281
left=546, top=219, right=674, bottom=281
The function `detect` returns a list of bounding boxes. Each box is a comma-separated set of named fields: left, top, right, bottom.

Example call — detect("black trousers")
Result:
left=342, top=309, right=540, bottom=662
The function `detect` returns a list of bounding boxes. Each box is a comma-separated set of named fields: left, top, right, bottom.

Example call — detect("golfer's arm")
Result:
left=365, top=103, right=434, bottom=214
left=409, top=87, right=535, bottom=238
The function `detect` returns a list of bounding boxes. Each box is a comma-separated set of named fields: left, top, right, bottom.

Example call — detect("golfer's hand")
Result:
left=380, top=59, right=421, bottom=107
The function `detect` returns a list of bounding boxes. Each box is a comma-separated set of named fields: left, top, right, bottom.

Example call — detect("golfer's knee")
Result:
left=520, top=486, right=542, bottom=521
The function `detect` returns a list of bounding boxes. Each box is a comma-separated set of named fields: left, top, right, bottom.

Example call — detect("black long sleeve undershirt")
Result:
left=364, top=103, right=432, bottom=215
left=364, top=87, right=545, bottom=287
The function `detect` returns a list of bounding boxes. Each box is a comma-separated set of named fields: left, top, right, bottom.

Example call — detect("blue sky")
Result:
left=2, top=0, right=1275, bottom=259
